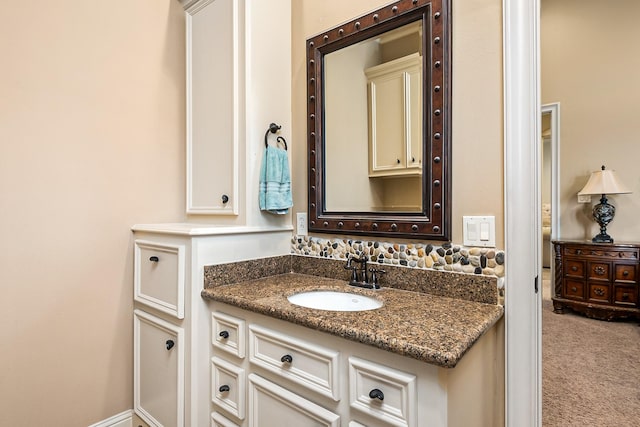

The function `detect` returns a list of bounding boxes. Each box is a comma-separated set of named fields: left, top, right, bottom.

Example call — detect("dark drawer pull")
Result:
left=369, top=389, right=384, bottom=401
left=622, top=293, right=630, bottom=300
left=219, top=385, right=230, bottom=393
left=594, top=288, right=605, bottom=297
left=219, top=330, right=230, bottom=339
left=594, top=266, right=606, bottom=275
left=571, top=266, right=578, bottom=272
left=571, top=287, right=577, bottom=292
left=149, top=256, right=159, bottom=262
left=222, top=194, right=229, bottom=204
left=623, top=271, right=630, bottom=277
left=281, top=354, right=293, bottom=364
left=166, top=339, right=174, bottom=350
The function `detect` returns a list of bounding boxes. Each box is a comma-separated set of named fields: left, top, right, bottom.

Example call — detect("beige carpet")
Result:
left=542, top=269, right=640, bottom=426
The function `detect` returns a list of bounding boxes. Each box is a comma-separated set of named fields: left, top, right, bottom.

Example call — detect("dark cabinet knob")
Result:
left=622, top=293, right=629, bottom=300
left=219, top=330, right=230, bottom=339
left=571, top=287, right=577, bottom=293
left=396, top=159, right=401, bottom=164
left=571, top=266, right=577, bottom=272
left=219, top=385, right=230, bottom=393
left=222, top=194, right=229, bottom=204
left=149, top=256, right=159, bottom=262
left=281, top=354, right=293, bottom=364
left=166, top=340, right=174, bottom=350
left=369, top=388, right=384, bottom=401
left=623, top=271, right=630, bottom=277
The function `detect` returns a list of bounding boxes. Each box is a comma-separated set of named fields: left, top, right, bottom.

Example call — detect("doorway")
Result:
left=540, top=103, right=559, bottom=275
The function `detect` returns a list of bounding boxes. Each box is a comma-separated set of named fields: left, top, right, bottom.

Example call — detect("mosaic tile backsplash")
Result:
left=291, top=235, right=505, bottom=278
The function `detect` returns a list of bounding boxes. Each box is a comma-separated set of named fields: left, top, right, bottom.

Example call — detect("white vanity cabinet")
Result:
left=209, top=302, right=503, bottom=427
left=366, top=53, right=422, bottom=178
left=132, top=225, right=291, bottom=427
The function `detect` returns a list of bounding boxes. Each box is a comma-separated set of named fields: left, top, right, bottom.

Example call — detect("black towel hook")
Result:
left=264, top=122, right=287, bottom=150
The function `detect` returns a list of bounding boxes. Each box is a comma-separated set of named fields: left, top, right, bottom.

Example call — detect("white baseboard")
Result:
left=88, top=409, right=133, bottom=427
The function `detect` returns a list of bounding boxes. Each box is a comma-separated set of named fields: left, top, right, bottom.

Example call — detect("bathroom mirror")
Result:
left=307, top=0, right=451, bottom=239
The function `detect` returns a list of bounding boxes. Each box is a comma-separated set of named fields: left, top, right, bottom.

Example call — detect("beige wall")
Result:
left=0, top=1, right=186, bottom=425
left=291, top=0, right=504, bottom=246
left=542, top=0, right=640, bottom=241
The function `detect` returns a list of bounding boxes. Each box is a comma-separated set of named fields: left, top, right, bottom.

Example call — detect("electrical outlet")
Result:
left=577, top=194, right=592, bottom=203
left=296, top=212, right=308, bottom=236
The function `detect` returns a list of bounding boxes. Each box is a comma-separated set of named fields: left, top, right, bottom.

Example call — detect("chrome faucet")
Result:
left=344, top=254, right=385, bottom=289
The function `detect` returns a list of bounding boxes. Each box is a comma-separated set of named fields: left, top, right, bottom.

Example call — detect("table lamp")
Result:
left=578, top=165, right=631, bottom=243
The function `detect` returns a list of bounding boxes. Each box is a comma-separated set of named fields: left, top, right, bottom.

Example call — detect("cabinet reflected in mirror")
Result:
left=308, top=0, right=451, bottom=239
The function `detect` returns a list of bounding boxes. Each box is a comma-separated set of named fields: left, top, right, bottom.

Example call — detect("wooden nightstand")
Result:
left=552, top=240, right=640, bottom=321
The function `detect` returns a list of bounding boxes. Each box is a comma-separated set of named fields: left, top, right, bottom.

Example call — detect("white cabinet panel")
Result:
left=211, top=357, right=246, bottom=420
left=248, top=374, right=340, bottom=427
left=134, top=310, right=185, bottom=427
left=186, top=0, right=241, bottom=214
left=134, top=240, right=185, bottom=319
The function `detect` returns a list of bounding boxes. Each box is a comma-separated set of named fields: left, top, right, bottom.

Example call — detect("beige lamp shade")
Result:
left=578, top=166, right=631, bottom=196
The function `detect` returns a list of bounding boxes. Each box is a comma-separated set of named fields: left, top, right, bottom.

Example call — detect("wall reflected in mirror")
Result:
left=324, top=20, right=423, bottom=213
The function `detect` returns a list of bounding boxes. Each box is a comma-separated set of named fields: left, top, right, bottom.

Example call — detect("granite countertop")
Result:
left=201, top=272, right=503, bottom=368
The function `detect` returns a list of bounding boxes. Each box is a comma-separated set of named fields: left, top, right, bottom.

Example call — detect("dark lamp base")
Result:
left=592, top=233, right=613, bottom=243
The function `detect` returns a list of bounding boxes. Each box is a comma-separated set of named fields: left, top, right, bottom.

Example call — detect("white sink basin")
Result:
left=287, top=291, right=383, bottom=312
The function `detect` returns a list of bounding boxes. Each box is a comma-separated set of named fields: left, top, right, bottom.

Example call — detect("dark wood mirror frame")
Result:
left=307, top=0, right=451, bottom=240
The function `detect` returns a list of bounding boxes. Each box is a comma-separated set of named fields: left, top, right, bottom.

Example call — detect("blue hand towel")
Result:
left=259, top=146, right=293, bottom=214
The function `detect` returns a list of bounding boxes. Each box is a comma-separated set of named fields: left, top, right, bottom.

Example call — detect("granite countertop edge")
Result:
left=201, top=273, right=503, bottom=368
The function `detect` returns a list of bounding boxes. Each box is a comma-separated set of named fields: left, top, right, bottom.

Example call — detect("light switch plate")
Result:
left=463, top=216, right=496, bottom=247
left=296, top=212, right=308, bottom=236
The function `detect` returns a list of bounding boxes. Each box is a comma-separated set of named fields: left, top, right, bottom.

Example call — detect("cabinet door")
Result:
left=405, top=65, right=422, bottom=172
left=134, top=310, right=185, bottom=427
left=368, top=71, right=406, bottom=173
left=186, top=0, right=240, bottom=215
left=248, top=374, right=340, bottom=427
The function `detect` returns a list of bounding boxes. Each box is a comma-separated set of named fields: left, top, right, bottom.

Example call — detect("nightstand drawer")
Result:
left=613, top=285, right=638, bottom=307
left=249, top=324, right=340, bottom=401
left=564, top=260, right=585, bottom=278
left=564, top=279, right=585, bottom=300
left=588, top=262, right=610, bottom=281
left=134, top=240, right=185, bottom=319
left=588, top=283, right=610, bottom=303
left=615, top=264, right=637, bottom=283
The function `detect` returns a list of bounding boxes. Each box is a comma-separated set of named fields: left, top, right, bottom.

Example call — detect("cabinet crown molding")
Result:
left=180, top=0, right=216, bottom=14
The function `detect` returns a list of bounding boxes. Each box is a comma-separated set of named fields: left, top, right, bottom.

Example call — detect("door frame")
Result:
left=503, top=1, right=542, bottom=426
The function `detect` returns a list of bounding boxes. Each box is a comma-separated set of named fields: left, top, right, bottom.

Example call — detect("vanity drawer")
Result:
left=212, top=311, right=246, bottom=359
left=249, top=324, right=340, bottom=401
left=211, top=411, right=240, bottom=427
left=211, top=357, right=246, bottom=420
left=248, top=374, right=340, bottom=427
left=348, top=357, right=417, bottom=427
left=134, top=240, right=185, bottom=319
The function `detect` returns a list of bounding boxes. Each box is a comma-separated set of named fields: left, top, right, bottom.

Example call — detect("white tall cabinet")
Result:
left=182, top=0, right=292, bottom=225
left=133, top=225, right=292, bottom=427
